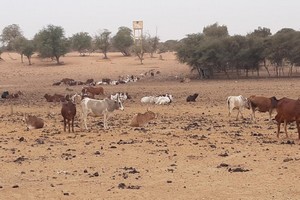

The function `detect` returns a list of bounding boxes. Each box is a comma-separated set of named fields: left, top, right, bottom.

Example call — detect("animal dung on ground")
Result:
left=130, top=110, right=156, bottom=127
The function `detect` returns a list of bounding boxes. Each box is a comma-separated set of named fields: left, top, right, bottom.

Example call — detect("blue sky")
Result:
left=0, top=0, right=299, bottom=41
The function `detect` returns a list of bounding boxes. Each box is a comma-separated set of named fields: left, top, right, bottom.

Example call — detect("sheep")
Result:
left=130, top=110, right=156, bottom=127
left=24, top=114, right=44, bottom=130
left=61, top=99, right=77, bottom=133
left=275, top=97, right=300, bottom=139
left=186, top=93, right=199, bottom=102
left=248, top=95, right=278, bottom=123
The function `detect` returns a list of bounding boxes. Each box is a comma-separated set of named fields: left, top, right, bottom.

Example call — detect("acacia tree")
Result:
left=0, top=24, right=23, bottom=51
left=34, top=25, right=69, bottom=64
left=147, top=36, right=159, bottom=57
left=159, top=40, right=179, bottom=53
left=70, top=32, right=92, bottom=56
left=281, top=30, right=300, bottom=76
left=247, top=27, right=272, bottom=76
left=0, top=46, right=3, bottom=60
left=267, top=28, right=296, bottom=76
left=112, top=26, right=134, bottom=56
left=12, top=36, right=27, bottom=63
left=94, top=29, right=111, bottom=59
left=21, top=40, right=35, bottom=65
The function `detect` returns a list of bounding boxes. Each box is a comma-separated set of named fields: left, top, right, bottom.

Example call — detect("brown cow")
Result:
left=24, top=114, right=44, bottom=130
left=81, top=86, right=104, bottom=98
left=44, top=93, right=66, bottom=102
left=61, top=98, right=76, bottom=133
left=248, top=95, right=278, bottom=123
left=130, top=110, right=156, bottom=127
left=275, top=98, right=300, bottom=139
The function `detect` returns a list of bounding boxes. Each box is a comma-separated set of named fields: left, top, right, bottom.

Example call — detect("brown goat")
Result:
left=130, top=110, right=156, bottom=127
left=81, top=86, right=104, bottom=98
left=275, top=98, right=300, bottom=139
left=24, top=114, right=44, bottom=130
left=186, top=93, right=199, bottom=102
left=248, top=95, right=278, bottom=122
left=61, top=100, right=77, bottom=133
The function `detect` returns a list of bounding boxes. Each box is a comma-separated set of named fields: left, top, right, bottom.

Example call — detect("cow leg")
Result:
left=68, top=119, right=71, bottom=133
left=277, top=122, right=281, bottom=138
left=284, top=120, right=288, bottom=138
left=72, top=117, right=74, bottom=133
left=103, top=113, right=108, bottom=129
left=296, top=120, right=300, bottom=140
left=251, top=109, right=256, bottom=123
left=63, top=118, right=66, bottom=132
left=236, top=108, right=243, bottom=120
left=240, top=108, right=244, bottom=119
left=268, top=110, right=273, bottom=124
left=81, top=111, right=88, bottom=130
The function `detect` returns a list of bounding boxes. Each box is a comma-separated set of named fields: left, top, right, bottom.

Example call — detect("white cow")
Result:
left=227, top=95, right=251, bottom=120
left=155, top=94, right=173, bottom=105
left=141, top=96, right=158, bottom=104
left=110, top=92, right=128, bottom=101
left=81, top=95, right=124, bottom=130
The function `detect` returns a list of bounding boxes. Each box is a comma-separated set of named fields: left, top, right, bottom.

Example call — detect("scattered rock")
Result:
left=218, top=152, right=229, bottom=157
left=228, top=167, right=250, bottom=173
left=283, top=158, right=293, bottom=162
left=14, top=156, right=28, bottom=164
left=217, top=163, right=229, bottom=168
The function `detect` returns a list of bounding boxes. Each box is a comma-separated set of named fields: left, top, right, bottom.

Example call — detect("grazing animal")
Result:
left=24, top=114, right=44, bottom=130
left=81, top=95, right=124, bottom=130
left=6, top=91, right=23, bottom=99
left=186, top=93, right=199, bottom=102
left=81, top=86, right=104, bottom=98
left=248, top=95, right=278, bottom=122
left=44, top=93, right=66, bottom=102
left=1, top=91, right=9, bottom=98
left=130, top=110, right=156, bottom=127
left=110, top=92, right=129, bottom=101
left=141, top=94, right=173, bottom=105
left=155, top=94, right=173, bottom=105
left=85, top=78, right=94, bottom=85
left=141, top=96, right=158, bottom=104
left=275, top=98, right=300, bottom=139
left=71, top=93, right=82, bottom=104
left=61, top=78, right=75, bottom=85
left=61, top=99, right=77, bottom=133
left=227, top=95, right=251, bottom=120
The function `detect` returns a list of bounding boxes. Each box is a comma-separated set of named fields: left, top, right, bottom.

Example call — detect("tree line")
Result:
left=176, top=23, right=300, bottom=78
left=1, top=23, right=300, bottom=79
left=0, top=24, right=162, bottom=65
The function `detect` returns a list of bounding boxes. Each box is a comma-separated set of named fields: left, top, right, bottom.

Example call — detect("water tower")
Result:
left=133, top=21, right=143, bottom=52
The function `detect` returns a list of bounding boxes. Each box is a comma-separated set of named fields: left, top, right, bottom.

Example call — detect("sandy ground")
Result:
left=0, top=52, right=299, bottom=200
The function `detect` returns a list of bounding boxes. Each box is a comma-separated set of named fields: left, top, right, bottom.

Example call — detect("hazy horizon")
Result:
left=1, top=0, right=300, bottom=42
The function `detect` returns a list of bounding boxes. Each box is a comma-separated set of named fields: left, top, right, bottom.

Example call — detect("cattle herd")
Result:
left=1, top=84, right=300, bottom=140
left=227, top=95, right=300, bottom=139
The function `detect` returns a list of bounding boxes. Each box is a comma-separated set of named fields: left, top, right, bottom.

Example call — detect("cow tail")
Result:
left=227, top=97, right=230, bottom=109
